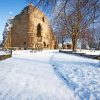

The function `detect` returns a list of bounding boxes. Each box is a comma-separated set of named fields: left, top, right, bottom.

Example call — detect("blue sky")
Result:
left=0, top=0, right=51, bottom=41
left=0, top=0, right=29, bottom=41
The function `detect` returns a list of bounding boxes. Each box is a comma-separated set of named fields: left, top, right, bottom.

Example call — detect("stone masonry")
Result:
left=3, top=4, right=57, bottom=49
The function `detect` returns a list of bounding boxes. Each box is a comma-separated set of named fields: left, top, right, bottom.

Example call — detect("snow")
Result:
left=51, top=52, right=100, bottom=100
left=0, top=50, right=77, bottom=100
left=60, top=49, right=100, bottom=56
left=0, top=51, right=7, bottom=55
left=0, top=50, right=99, bottom=100
left=0, top=50, right=11, bottom=56
left=76, top=49, right=100, bottom=55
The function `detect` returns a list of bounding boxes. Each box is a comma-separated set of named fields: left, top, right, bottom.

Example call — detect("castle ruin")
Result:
left=2, top=4, right=57, bottom=50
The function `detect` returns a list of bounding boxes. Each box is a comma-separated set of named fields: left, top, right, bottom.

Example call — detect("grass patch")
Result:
left=0, top=54, right=12, bottom=61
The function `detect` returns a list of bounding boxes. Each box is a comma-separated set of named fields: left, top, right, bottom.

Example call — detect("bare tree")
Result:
left=25, top=0, right=70, bottom=13
left=55, top=25, right=68, bottom=49
left=92, top=27, right=100, bottom=50
left=52, top=0, right=100, bottom=51
left=81, top=29, right=96, bottom=49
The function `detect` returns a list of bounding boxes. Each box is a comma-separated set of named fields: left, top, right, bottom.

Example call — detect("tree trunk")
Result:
left=72, top=40, right=77, bottom=51
left=72, top=33, right=77, bottom=52
left=62, top=41, right=64, bottom=49
left=61, top=36, right=64, bottom=49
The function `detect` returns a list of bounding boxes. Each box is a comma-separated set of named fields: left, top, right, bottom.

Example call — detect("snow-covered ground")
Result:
left=61, top=49, right=100, bottom=55
left=51, top=53, right=100, bottom=100
left=0, top=50, right=78, bottom=100
left=0, top=50, right=99, bottom=100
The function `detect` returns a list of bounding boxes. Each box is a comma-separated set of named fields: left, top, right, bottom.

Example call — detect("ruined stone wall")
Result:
left=3, top=4, right=57, bottom=49
left=29, top=7, right=55, bottom=49
left=11, top=12, right=29, bottom=48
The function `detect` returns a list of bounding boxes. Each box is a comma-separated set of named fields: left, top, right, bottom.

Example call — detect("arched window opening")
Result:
left=42, top=17, right=44, bottom=22
left=37, top=24, right=42, bottom=37
left=43, top=42, right=46, bottom=48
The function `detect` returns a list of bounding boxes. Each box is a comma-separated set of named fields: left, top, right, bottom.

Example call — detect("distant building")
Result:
left=58, top=43, right=72, bottom=49
left=2, top=4, right=57, bottom=50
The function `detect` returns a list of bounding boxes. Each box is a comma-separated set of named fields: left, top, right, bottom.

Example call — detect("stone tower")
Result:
left=2, top=4, right=57, bottom=49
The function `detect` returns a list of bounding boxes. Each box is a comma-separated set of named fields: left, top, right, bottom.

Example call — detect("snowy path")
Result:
left=51, top=53, right=100, bottom=100
left=0, top=50, right=77, bottom=100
